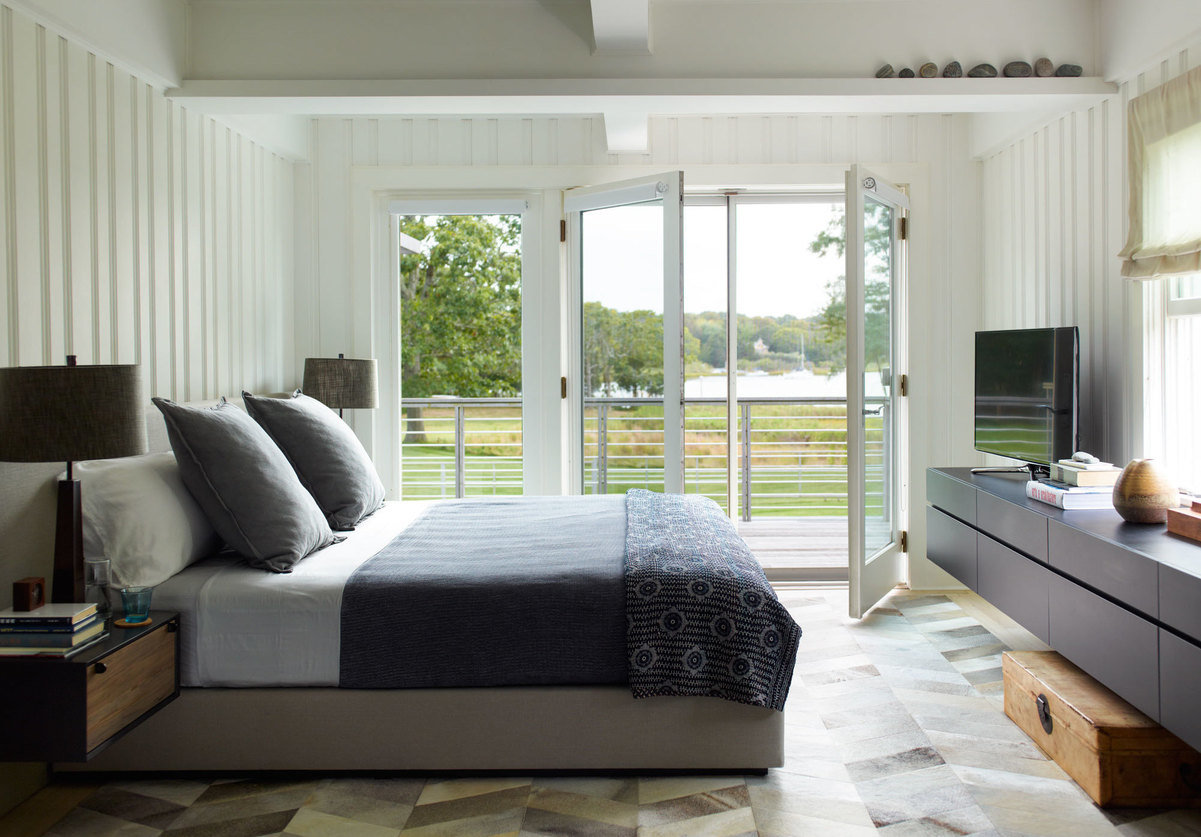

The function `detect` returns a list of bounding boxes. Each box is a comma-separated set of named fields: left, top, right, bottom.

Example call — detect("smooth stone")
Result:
left=1056, top=63, right=1083, bottom=77
left=898, top=67, right=915, bottom=78
left=1003, top=60, right=1033, bottom=77
left=919, top=62, right=938, bottom=78
left=1034, top=57, right=1055, bottom=77
left=876, top=63, right=895, bottom=78
left=967, top=63, right=998, bottom=78
left=942, top=61, right=963, bottom=78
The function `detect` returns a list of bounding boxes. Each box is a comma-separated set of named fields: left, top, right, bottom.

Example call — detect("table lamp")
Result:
left=302, top=354, right=379, bottom=418
left=0, top=357, right=146, bottom=603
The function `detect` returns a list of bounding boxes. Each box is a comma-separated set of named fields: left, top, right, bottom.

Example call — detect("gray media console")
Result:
left=927, top=467, right=1201, bottom=752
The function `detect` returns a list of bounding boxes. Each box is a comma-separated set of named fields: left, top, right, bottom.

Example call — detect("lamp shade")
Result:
left=0, top=363, right=147, bottom=463
left=302, top=357, right=379, bottom=410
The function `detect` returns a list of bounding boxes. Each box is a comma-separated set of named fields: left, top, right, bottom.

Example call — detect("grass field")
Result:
left=400, top=402, right=886, bottom=517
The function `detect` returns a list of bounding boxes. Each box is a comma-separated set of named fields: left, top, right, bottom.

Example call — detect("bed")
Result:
left=58, top=398, right=798, bottom=773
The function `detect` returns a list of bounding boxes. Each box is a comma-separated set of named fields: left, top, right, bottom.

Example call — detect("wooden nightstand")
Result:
left=0, top=611, right=180, bottom=762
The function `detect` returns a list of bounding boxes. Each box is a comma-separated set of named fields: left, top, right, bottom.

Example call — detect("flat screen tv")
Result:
left=974, top=327, right=1079, bottom=470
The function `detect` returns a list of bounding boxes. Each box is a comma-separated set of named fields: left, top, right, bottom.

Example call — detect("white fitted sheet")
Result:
left=154, top=501, right=433, bottom=687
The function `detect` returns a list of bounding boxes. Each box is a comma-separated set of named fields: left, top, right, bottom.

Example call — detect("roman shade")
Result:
left=1119, top=65, right=1201, bottom=279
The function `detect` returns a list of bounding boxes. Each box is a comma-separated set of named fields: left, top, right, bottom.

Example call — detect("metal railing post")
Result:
left=598, top=402, right=608, bottom=494
left=741, top=401, right=752, bottom=522
left=454, top=403, right=465, bottom=498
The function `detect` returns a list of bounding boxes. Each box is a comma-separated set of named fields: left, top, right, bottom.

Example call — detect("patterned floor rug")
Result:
left=37, top=589, right=1201, bottom=837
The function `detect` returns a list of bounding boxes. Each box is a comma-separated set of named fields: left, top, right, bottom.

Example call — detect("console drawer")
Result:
left=1159, top=564, right=1201, bottom=644
left=1049, top=520, right=1158, bottom=619
left=926, top=506, right=978, bottom=590
left=927, top=469, right=976, bottom=525
left=977, top=491, right=1048, bottom=562
left=1160, top=630, right=1201, bottom=753
left=978, top=533, right=1049, bottom=643
left=1049, top=574, right=1159, bottom=720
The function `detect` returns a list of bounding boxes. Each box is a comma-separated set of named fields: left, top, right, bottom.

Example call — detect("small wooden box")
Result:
left=1003, top=650, right=1201, bottom=807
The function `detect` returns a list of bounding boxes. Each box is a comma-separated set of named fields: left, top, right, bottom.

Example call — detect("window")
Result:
left=1124, top=67, right=1201, bottom=494
left=1160, top=276, right=1201, bottom=492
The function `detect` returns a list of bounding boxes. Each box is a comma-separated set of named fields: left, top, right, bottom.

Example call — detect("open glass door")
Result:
left=565, top=173, right=684, bottom=494
left=847, top=166, right=908, bottom=618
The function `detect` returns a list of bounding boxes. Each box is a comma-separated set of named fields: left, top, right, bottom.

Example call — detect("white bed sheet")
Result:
left=154, top=501, right=433, bottom=687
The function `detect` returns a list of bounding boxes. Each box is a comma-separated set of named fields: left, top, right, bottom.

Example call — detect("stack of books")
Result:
left=1049, top=458, right=1122, bottom=487
left=0, top=603, right=107, bottom=657
left=1027, top=457, right=1121, bottom=509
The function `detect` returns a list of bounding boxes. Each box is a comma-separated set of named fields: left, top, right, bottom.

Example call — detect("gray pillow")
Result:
left=242, top=391, right=386, bottom=530
left=152, top=397, right=340, bottom=572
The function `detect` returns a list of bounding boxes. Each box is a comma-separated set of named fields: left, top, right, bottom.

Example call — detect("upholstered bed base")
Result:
left=58, top=686, right=785, bottom=773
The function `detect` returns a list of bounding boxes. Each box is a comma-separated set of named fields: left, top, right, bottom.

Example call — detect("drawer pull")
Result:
left=167, top=621, right=178, bottom=633
left=94, top=662, right=107, bottom=674
left=1036, top=693, right=1053, bottom=734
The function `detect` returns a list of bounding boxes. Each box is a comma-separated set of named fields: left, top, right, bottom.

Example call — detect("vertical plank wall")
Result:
left=297, top=113, right=982, bottom=589
left=0, top=2, right=295, bottom=602
left=980, top=39, right=1201, bottom=464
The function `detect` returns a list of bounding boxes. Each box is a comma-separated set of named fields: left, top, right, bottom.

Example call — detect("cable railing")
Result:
left=400, top=395, right=887, bottom=519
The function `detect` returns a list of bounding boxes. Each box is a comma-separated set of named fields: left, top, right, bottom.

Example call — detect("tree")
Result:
left=809, top=204, right=894, bottom=376
left=400, top=214, right=522, bottom=441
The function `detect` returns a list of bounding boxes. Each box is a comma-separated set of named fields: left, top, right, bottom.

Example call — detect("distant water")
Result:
left=684, top=369, right=887, bottom=398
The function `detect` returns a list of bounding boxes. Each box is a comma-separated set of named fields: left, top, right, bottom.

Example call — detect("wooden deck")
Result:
left=738, top=516, right=848, bottom=580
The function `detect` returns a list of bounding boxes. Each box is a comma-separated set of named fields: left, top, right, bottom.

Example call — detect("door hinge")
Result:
left=900, top=530, right=908, bottom=553
left=560, top=376, right=567, bottom=399
left=899, top=373, right=908, bottom=397
left=560, top=220, right=566, bottom=242
left=899, top=216, right=908, bottom=240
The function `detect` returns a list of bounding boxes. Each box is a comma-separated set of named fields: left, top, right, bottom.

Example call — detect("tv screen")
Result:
left=974, top=327, right=1078, bottom=467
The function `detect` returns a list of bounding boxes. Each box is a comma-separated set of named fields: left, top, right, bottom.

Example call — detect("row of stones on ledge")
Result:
left=876, top=59, right=1084, bottom=79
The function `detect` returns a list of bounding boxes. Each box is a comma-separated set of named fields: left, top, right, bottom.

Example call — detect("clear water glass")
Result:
left=84, top=557, right=111, bottom=616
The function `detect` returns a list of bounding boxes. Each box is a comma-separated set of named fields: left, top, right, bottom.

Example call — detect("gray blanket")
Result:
left=340, top=495, right=629, bottom=688
left=340, top=491, right=800, bottom=711
left=625, top=489, right=801, bottom=710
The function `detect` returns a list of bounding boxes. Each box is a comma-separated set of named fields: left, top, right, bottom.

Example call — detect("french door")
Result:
left=847, top=166, right=908, bottom=618
left=565, top=173, right=685, bottom=494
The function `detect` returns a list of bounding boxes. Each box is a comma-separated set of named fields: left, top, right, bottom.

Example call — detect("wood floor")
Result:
left=739, top=517, right=848, bottom=578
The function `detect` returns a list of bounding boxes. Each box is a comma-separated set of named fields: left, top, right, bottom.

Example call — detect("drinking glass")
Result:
left=84, top=557, right=112, bottom=616
left=119, top=586, right=153, bottom=624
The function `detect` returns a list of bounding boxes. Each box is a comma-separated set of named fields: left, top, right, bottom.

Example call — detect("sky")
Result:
left=582, top=200, right=845, bottom=319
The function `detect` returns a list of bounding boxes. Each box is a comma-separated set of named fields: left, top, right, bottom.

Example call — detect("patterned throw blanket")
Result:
left=625, top=489, right=801, bottom=711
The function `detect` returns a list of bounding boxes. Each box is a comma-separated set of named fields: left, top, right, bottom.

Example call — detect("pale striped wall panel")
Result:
left=0, top=2, right=295, bottom=401
left=0, top=1, right=296, bottom=615
left=980, top=39, right=1200, bottom=464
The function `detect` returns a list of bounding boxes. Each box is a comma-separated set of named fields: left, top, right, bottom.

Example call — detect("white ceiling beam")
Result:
left=590, top=0, right=651, bottom=54
left=602, top=111, right=650, bottom=153
left=166, top=77, right=1117, bottom=118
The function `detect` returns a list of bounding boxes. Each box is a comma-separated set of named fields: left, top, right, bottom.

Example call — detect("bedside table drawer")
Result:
left=86, top=622, right=176, bottom=752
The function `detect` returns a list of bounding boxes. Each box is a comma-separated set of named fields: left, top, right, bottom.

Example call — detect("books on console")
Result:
left=1050, top=462, right=1122, bottom=487
left=1026, top=479, right=1115, bottom=510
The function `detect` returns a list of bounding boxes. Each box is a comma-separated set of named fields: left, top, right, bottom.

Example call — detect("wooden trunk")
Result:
left=1003, top=650, right=1201, bottom=807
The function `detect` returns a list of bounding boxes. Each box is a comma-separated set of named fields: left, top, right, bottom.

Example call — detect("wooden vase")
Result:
left=1112, top=459, right=1177, bottom=523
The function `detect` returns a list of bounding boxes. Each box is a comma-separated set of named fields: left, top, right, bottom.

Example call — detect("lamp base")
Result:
left=52, top=479, right=84, bottom=603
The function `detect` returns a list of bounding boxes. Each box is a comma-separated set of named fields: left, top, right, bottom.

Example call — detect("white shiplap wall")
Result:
left=298, top=112, right=981, bottom=589
left=0, top=4, right=294, bottom=397
left=0, top=0, right=295, bottom=601
left=980, top=41, right=1201, bottom=465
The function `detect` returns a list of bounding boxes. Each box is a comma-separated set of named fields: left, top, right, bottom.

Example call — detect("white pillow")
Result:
left=77, top=452, right=222, bottom=587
